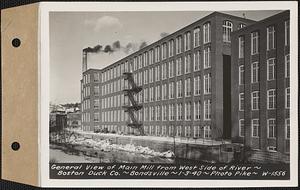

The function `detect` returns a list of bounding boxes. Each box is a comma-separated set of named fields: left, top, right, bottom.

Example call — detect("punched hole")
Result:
left=11, top=142, right=20, bottom=151
left=12, top=38, right=21, bottom=47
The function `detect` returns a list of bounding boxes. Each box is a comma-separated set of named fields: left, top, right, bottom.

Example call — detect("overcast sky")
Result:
left=50, top=10, right=282, bottom=104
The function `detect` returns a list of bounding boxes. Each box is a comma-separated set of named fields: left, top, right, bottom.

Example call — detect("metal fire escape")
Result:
left=122, top=72, right=144, bottom=135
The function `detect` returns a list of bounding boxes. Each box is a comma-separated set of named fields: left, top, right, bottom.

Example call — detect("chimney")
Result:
left=82, top=50, right=87, bottom=74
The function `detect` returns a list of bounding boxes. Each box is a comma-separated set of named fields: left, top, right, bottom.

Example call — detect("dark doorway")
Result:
left=223, top=55, right=231, bottom=139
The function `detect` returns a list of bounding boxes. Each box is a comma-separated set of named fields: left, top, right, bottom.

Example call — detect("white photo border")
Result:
left=40, top=1, right=298, bottom=187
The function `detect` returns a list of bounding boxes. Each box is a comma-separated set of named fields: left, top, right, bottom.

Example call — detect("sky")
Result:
left=50, top=10, right=282, bottom=104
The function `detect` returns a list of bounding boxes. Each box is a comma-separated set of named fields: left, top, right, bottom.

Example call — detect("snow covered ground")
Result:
left=73, top=129, right=229, bottom=146
left=67, top=135, right=175, bottom=158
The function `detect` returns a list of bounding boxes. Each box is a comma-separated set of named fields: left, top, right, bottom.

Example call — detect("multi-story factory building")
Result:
left=231, top=11, right=290, bottom=155
left=81, top=12, right=255, bottom=140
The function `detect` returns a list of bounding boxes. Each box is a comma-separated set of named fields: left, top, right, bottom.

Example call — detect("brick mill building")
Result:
left=80, top=11, right=255, bottom=140
left=231, top=11, right=290, bottom=157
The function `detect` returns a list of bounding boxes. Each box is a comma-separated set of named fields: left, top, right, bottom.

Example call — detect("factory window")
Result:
left=194, top=50, right=201, bottom=71
left=267, top=89, right=276, bottom=110
left=285, top=20, right=290, bottom=46
left=94, top=99, right=100, bottom=109
left=143, top=52, right=148, bottom=67
left=194, top=126, right=201, bottom=138
left=223, top=20, right=233, bottom=42
left=94, top=113, right=100, bottom=122
left=176, top=35, right=182, bottom=54
left=162, top=43, right=167, bottom=60
left=162, top=84, right=168, bottom=100
left=285, top=54, right=290, bottom=78
left=194, top=76, right=201, bottom=96
left=239, top=65, right=245, bottom=85
left=155, top=85, right=160, bottom=101
left=144, top=70, right=148, bottom=84
left=251, top=119, right=260, bottom=137
left=204, top=73, right=211, bottom=94
left=267, top=26, right=275, bottom=50
left=239, top=119, right=245, bottom=137
left=144, top=88, right=148, bottom=102
left=239, top=36, right=245, bottom=58
left=176, top=57, right=182, bottom=76
left=203, top=46, right=211, bottom=69
left=177, top=103, right=183, bottom=120
left=144, top=126, right=149, bottom=134
left=149, top=68, right=153, bottom=83
left=204, top=99, right=211, bottom=120
left=194, top=101, right=201, bottom=120
left=184, top=54, right=191, bottom=74
left=285, top=87, right=290, bottom=109
left=155, top=126, right=160, bottom=136
left=168, top=39, right=174, bottom=57
left=176, top=126, right=182, bottom=137
left=151, top=107, right=155, bottom=121
left=94, top=73, right=100, bottom=82
left=162, top=105, right=167, bottom=121
left=169, top=126, right=175, bottom=137
left=162, top=62, right=167, bottom=80
left=169, top=60, right=174, bottom=78
left=251, top=31, right=259, bottom=55
left=162, top=126, right=167, bottom=136
left=150, top=87, right=154, bottom=102
left=169, top=82, right=175, bottom=99
left=285, top=119, right=290, bottom=139
left=184, top=31, right=191, bottom=51
left=185, top=102, right=191, bottom=120
left=144, top=107, right=148, bottom=121
left=156, top=106, right=161, bottom=121
left=267, top=119, right=276, bottom=139
left=194, top=27, right=200, bottom=47
left=185, top=126, right=191, bottom=138
left=155, top=46, right=160, bottom=63
left=94, top=86, right=100, bottom=96
left=155, top=65, right=160, bottom=81
left=139, top=54, right=143, bottom=69
left=251, top=91, right=260, bottom=110
left=149, top=49, right=154, bottom=65
left=139, top=72, right=143, bottom=86
left=204, top=126, right=212, bottom=138
left=185, top=78, right=191, bottom=97
left=251, top=62, right=259, bottom=83
left=177, top=80, right=183, bottom=98
left=239, top=23, right=246, bottom=29
left=239, top=93, right=244, bottom=111
left=133, top=57, right=138, bottom=71
left=169, top=104, right=175, bottom=121
left=203, top=22, right=211, bottom=44
left=125, top=61, right=129, bottom=72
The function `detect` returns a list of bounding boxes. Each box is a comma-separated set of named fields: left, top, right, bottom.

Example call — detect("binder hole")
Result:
left=11, top=142, right=20, bottom=151
left=12, top=38, right=21, bottom=47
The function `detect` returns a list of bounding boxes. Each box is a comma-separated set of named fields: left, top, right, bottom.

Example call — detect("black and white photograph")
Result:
left=44, top=1, right=297, bottom=186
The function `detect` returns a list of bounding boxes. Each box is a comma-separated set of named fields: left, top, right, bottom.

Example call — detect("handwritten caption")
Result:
left=50, top=163, right=289, bottom=180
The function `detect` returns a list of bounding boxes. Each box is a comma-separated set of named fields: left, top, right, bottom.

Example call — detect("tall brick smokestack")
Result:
left=82, top=50, right=88, bottom=73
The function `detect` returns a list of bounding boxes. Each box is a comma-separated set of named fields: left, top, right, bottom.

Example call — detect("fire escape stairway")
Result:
left=122, top=72, right=144, bottom=135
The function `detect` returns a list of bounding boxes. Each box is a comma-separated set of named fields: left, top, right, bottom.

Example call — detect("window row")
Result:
left=239, top=88, right=290, bottom=111
left=239, top=118, right=290, bottom=140
left=238, top=55, right=290, bottom=86
left=238, top=20, right=289, bottom=58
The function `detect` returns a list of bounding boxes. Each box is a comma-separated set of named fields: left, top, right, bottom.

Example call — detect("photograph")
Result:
left=49, top=9, right=291, bottom=167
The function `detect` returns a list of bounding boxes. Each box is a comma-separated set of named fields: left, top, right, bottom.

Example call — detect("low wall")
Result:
left=248, top=150, right=290, bottom=164
left=89, top=134, right=229, bottom=163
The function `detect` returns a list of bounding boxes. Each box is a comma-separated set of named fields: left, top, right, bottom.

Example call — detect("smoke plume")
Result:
left=84, top=40, right=148, bottom=54
left=160, top=32, right=169, bottom=39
